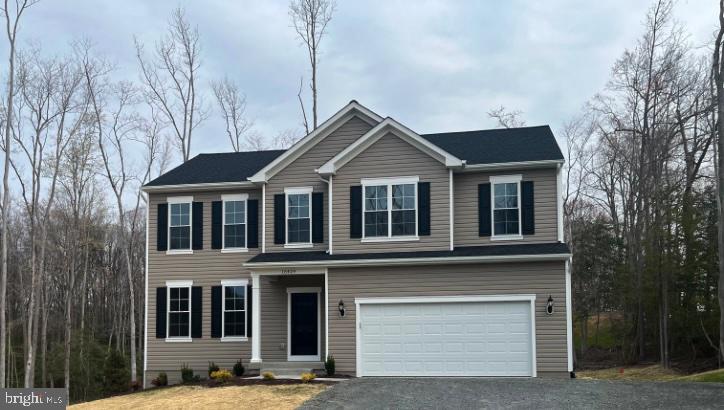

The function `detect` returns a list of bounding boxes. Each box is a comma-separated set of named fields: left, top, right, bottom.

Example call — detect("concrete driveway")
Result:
left=300, top=377, right=724, bottom=409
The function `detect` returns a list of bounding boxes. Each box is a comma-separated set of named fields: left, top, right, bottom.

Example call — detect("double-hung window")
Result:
left=167, top=281, right=192, bottom=339
left=222, top=194, right=247, bottom=250
left=168, top=196, right=192, bottom=252
left=221, top=280, right=247, bottom=339
left=490, top=175, right=522, bottom=239
left=362, top=176, right=418, bottom=240
left=285, top=187, right=312, bottom=246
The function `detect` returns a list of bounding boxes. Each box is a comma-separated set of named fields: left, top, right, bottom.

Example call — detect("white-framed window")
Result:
left=167, top=280, right=192, bottom=340
left=361, top=176, right=418, bottom=241
left=490, top=175, right=522, bottom=240
left=222, top=194, right=248, bottom=251
left=221, top=279, right=248, bottom=340
left=168, top=196, right=193, bottom=253
left=285, top=187, right=312, bottom=246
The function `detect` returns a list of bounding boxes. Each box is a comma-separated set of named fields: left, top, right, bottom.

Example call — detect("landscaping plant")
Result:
left=180, top=364, right=195, bottom=383
left=210, top=369, right=233, bottom=383
left=233, top=360, right=244, bottom=377
left=151, top=372, right=168, bottom=387
left=262, top=371, right=275, bottom=380
left=208, top=361, right=220, bottom=377
left=324, top=355, right=335, bottom=377
left=300, top=372, right=316, bottom=383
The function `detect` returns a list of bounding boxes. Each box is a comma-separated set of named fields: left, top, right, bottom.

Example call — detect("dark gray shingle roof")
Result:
left=144, top=150, right=286, bottom=187
left=246, top=242, right=570, bottom=264
left=420, top=125, right=563, bottom=165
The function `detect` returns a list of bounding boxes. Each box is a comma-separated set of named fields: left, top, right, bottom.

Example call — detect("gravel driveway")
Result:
left=300, top=377, right=724, bottom=409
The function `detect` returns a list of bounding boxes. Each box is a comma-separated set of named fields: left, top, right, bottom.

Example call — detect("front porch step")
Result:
left=260, top=361, right=323, bottom=376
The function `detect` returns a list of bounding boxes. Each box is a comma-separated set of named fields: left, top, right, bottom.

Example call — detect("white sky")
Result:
left=4, top=0, right=718, bottom=159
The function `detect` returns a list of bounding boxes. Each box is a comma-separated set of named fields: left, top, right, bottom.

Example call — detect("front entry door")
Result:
left=289, top=290, right=319, bottom=360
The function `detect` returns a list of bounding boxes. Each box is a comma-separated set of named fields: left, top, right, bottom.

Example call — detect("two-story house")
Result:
left=141, top=101, right=572, bottom=386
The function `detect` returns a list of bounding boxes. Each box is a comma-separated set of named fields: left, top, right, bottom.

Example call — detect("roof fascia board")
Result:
left=459, top=159, right=565, bottom=173
left=243, top=252, right=571, bottom=269
left=248, top=101, right=383, bottom=183
left=141, top=181, right=256, bottom=193
left=317, top=118, right=464, bottom=175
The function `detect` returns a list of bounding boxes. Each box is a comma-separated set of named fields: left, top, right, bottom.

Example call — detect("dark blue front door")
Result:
left=290, top=292, right=318, bottom=356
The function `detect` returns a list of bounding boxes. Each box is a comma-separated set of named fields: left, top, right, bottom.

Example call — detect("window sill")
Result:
left=361, top=236, right=419, bottom=243
left=166, top=249, right=193, bottom=255
left=284, top=243, right=313, bottom=249
left=165, top=338, right=192, bottom=343
left=490, top=235, right=524, bottom=241
left=221, top=248, right=249, bottom=253
left=220, top=337, right=248, bottom=342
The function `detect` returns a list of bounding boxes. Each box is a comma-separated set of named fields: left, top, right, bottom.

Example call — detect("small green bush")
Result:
left=325, top=355, right=335, bottom=377
left=208, top=361, right=220, bottom=377
left=233, top=360, right=244, bottom=377
left=210, top=369, right=233, bottom=383
left=151, top=372, right=168, bottom=387
left=180, top=363, right=195, bottom=383
left=262, top=371, right=275, bottom=380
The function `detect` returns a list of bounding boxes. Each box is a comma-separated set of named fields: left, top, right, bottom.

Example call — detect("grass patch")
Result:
left=69, top=384, right=326, bottom=410
left=578, top=364, right=724, bottom=383
left=677, top=368, right=724, bottom=383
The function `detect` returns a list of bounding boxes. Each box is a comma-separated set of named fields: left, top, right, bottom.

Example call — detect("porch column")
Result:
left=251, top=273, right=262, bottom=363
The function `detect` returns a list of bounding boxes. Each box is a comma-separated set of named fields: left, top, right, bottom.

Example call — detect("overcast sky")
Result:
left=6, top=0, right=718, bottom=157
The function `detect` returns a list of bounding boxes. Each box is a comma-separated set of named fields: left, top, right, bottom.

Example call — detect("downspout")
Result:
left=261, top=183, right=266, bottom=253
left=318, top=175, right=332, bottom=254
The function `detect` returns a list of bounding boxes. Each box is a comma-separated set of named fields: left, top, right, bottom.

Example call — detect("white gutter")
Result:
left=142, top=181, right=256, bottom=193
left=142, top=192, right=149, bottom=389
left=261, top=183, right=266, bottom=253
left=459, top=159, right=564, bottom=172
left=244, top=252, right=571, bottom=269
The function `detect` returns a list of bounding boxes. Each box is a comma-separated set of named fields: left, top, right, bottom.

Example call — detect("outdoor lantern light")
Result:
left=338, top=300, right=346, bottom=317
left=546, top=295, right=554, bottom=315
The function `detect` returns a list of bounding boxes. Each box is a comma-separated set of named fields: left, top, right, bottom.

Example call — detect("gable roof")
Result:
left=143, top=150, right=285, bottom=190
left=420, top=125, right=564, bottom=166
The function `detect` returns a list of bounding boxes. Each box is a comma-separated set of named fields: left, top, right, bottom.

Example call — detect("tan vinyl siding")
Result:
left=454, top=168, right=559, bottom=246
left=145, top=190, right=260, bottom=385
left=327, top=261, right=568, bottom=376
left=332, top=131, right=450, bottom=253
left=264, top=116, right=374, bottom=252
left=259, top=275, right=326, bottom=360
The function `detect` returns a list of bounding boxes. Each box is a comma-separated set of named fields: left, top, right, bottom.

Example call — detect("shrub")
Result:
left=130, top=380, right=141, bottom=391
left=233, top=360, right=244, bottom=377
left=300, top=372, right=316, bottom=383
left=324, top=355, right=335, bottom=377
left=262, top=371, right=275, bottom=380
left=208, top=361, right=220, bottom=377
left=180, top=364, right=195, bottom=383
left=210, top=369, right=233, bottom=383
left=103, top=349, right=130, bottom=395
left=151, top=372, right=168, bottom=387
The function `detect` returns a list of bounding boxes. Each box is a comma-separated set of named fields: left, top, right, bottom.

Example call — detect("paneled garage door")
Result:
left=357, top=298, right=534, bottom=376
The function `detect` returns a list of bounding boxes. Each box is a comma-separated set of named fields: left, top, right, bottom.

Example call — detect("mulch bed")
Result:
left=205, top=377, right=339, bottom=388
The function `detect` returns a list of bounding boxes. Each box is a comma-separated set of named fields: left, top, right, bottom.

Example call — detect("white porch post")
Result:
left=251, top=273, right=262, bottom=363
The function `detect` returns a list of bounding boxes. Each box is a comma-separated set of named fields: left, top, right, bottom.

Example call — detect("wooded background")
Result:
left=0, top=0, right=722, bottom=403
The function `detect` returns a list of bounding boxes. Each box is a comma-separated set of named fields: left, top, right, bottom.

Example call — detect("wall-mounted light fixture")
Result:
left=338, top=300, right=346, bottom=317
left=546, top=295, right=554, bottom=315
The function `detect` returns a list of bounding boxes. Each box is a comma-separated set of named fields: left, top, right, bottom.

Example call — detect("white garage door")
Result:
left=358, top=299, right=534, bottom=376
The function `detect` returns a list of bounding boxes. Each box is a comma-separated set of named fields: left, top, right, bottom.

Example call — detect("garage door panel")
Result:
left=359, top=300, right=533, bottom=377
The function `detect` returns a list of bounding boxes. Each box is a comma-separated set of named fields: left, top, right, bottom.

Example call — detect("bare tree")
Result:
left=0, top=0, right=37, bottom=389
left=487, top=105, right=526, bottom=128
left=212, top=77, right=254, bottom=151
left=289, top=0, right=336, bottom=133
left=135, top=6, right=205, bottom=162
left=273, top=128, right=302, bottom=149
left=712, top=0, right=724, bottom=365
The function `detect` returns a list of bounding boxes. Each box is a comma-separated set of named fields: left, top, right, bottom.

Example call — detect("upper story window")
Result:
left=362, top=176, right=418, bottom=241
left=223, top=194, right=248, bottom=250
left=222, top=280, right=247, bottom=338
left=285, top=187, right=312, bottom=245
left=168, top=197, right=192, bottom=251
left=167, top=281, right=191, bottom=339
left=490, top=175, right=522, bottom=239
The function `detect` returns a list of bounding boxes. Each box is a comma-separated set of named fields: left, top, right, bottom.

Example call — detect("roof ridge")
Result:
left=421, top=125, right=550, bottom=136
left=196, top=149, right=287, bottom=156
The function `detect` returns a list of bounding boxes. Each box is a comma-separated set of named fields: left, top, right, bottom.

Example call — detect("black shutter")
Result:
left=246, top=284, right=253, bottom=337
left=191, top=286, right=202, bottom=338
left=478, top=183, right=491, bottom=237
left=350, top=186, right=362, bottom=239
left=211, top=286, right=222, bottom=338
left=312, top=192, right=324, bottom=243
left=418, top=182, right=430, bottom=236
left=192, top=202, right=203, bottom=250
left=247, top=200, right=259, bottom=248
left=156, top=203, right=168, bottom=251
left=274, top=194, right=285, bottom=244
left=521, top=181, right=535, bottom=235
left=155, top=287, right=167, bottom=338
left=211, top=201, right=222, bottom=249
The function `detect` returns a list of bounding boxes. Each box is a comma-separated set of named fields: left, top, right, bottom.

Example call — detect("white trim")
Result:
left=287, top=287, right=322, bottom=362
left=324, top=269, right=329, bottom=359
left=459, top=159, right=564, bottom=172
left=167, top=195, right=194, bottom=203
left=250, top=274, right=262, bottom=363
left=143, top=192, right=149, bottom=388
left=318, top=117, right=463, bottom=175
left=285, top=189, right=313, bottom=246
left=220, top=248, right=248, bottom=253
left=166, top=282, right=192, bottom=340
left=165, top=338, right=192, bottom=343
left=142, top=181, right=254, bottom=193
left=262, top=184, right=266, bottom=253
left=284, top=243, right=314, bottom=249
left=328, top=175, right=333, bottom=255
left=284, top=186, right=314, bottom=195
left=166, top=249, right=193, bottom=255
left=361, top=236, right=419, bottom=243
left=490, top=175, right=523, bottom=239
left=166, top=280, right=193, bottom=287
left=249, top=101, right=384, bottom=182
left=244, top=252, right=572, bottom=268
left=222, top=196, right=248, bottom=251
left=360, top=176, right=419, bottom=186
left=221, top=193, right=249, bottom=201
left=489, top=174, right=522, bottom=184
left=167, top=199, right=193, bottom=252
left=221, top=281, right=248, bottom=339
left=220, top=337, right=248, bottom=342
left=565, top=258, right=573, bottom=372
left=361, top=178, right=418, bottom=241
left=557, top=163, right=564, bottom=242
left=449, top=169, right=454, bottom=251
left=221, top=279, right=249, bottom=286
left=490, top=234, right=524, bottom=241
left=354, top=294, right=537, bottom=378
